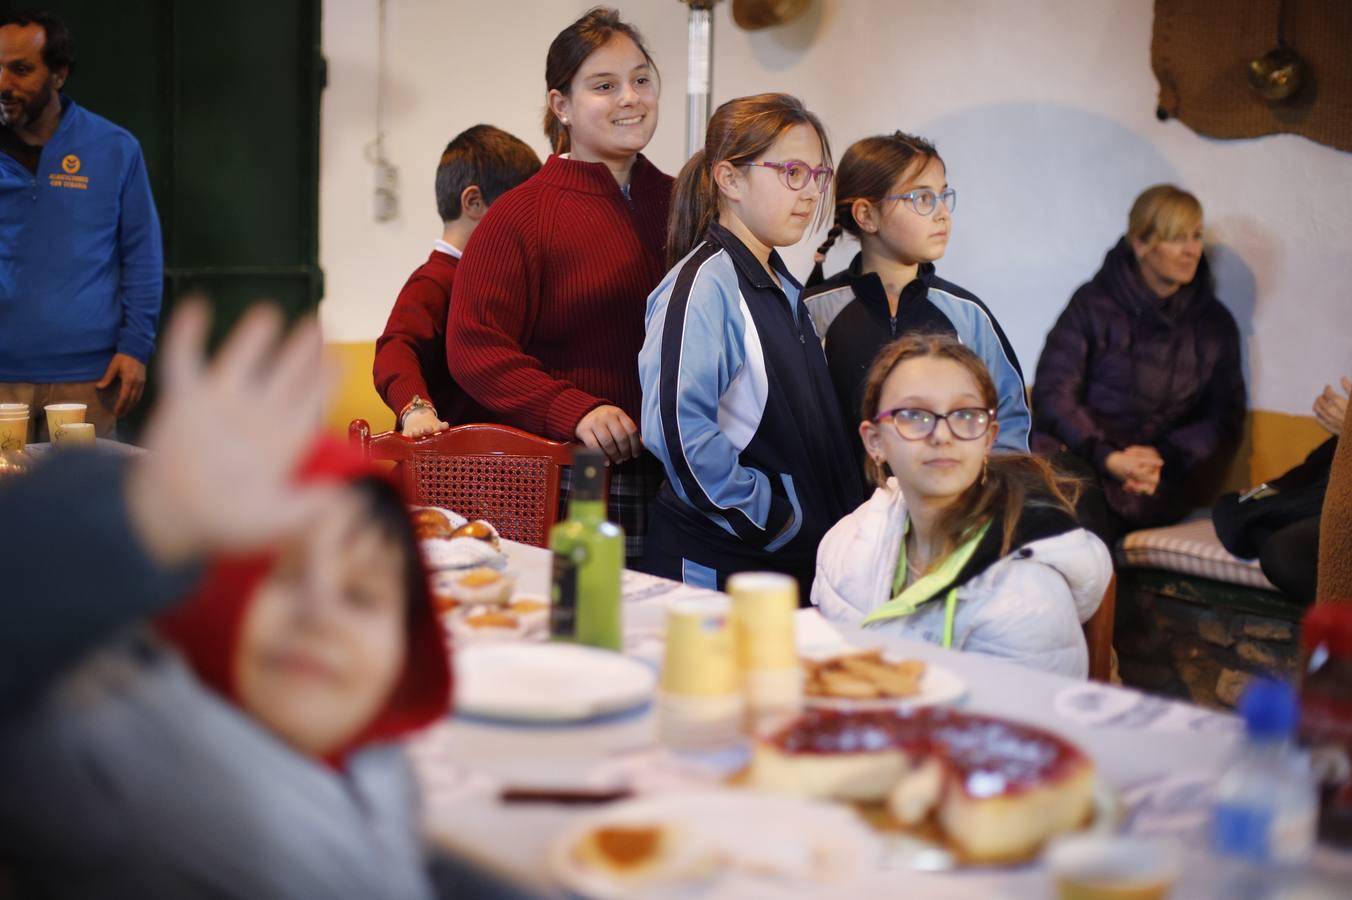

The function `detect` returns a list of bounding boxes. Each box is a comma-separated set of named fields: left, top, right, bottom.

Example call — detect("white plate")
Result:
left=802, top=656, right=967, bottom=712
left=421, top=536, right=505, bottom=571
left=454, top=643, right=656, bottom=723
left=548, top=790, right=882, bottom=899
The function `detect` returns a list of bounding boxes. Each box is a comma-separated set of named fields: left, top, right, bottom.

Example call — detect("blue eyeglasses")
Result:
left=882, top=187, right=957, bottom=217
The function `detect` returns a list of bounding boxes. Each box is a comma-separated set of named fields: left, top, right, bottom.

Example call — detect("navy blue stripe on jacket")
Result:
left=640, top=223, right=864, bottom=574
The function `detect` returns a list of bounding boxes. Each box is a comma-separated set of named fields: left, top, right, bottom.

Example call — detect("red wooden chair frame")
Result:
left=349, top=420, right=583, bottom=548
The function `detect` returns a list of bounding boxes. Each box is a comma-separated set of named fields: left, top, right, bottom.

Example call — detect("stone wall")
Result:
left=1115, top=569, right=1304, bottom=709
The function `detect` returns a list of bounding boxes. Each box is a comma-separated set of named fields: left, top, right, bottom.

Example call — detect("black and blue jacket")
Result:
left=803, top=253, right=1030, bottom=453
left=639, top=223, right=865, bottom=587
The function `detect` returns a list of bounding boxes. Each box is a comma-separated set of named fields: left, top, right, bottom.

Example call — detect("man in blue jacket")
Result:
left=0, top=9, right=163, bottom=439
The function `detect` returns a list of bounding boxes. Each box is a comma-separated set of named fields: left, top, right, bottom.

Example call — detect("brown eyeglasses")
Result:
left=873, top=406, right=994, bottom=441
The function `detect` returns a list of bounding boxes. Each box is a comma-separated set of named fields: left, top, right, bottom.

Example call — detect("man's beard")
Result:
left=0, top=75, right=55, bottom=131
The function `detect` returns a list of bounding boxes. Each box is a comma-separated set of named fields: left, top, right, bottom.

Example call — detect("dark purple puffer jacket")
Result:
left=1031, top=237, right=1246, bottom=527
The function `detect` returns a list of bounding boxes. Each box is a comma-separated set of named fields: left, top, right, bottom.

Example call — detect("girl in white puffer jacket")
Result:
left=811, top=334, right=1111, bottom=678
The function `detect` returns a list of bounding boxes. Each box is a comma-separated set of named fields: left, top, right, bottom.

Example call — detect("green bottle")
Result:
left=549, top=448, right=624, bottom=650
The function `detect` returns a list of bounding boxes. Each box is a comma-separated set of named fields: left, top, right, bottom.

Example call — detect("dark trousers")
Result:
left=1258, top=516, right=1320, bottom=606
left=640, top=485, right=816, bottom=605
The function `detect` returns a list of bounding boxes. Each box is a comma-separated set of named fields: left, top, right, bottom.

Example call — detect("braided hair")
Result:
left=807, top=131, right=941, bottom=286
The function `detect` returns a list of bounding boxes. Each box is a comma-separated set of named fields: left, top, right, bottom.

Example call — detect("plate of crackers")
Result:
left=802, top=648, right=966, bottom=711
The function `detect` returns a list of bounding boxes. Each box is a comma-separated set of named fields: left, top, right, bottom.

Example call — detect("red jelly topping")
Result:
left=769, top=708, right=1088, bottom=798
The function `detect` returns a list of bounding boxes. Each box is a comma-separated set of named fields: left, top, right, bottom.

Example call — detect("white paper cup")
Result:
left=0, top=415, right=29, bottom=450
left=44, top=403, right=86, bottom=439
left=54, top=422, right=96, bottom=446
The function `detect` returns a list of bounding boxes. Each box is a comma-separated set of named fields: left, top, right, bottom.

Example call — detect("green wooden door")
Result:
left=2, top=0, right=324, bottom=437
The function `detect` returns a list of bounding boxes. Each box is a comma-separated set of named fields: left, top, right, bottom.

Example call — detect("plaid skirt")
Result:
left=558, top=451, right=666, bottom=567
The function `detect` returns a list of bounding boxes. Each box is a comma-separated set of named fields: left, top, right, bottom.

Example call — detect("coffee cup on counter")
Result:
left=43, top=403, right=86, bottom=442
left=54, top=422, right=96, bottom=447
left=0, top=407, right=30, bottom=450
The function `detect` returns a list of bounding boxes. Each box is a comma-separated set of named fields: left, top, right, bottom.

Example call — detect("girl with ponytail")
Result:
left=801, top=133, right=1030, bottom=458
left=812, top=334, right=1111, bottom=677
left=638, top=93, right=865, bottom=599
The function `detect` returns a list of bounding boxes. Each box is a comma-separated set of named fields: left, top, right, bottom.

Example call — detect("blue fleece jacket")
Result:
left=0, top=96, right=163, bottom=382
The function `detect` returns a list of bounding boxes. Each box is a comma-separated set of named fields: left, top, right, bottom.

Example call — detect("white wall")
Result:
left=320, top=0, right=1352, bottom=416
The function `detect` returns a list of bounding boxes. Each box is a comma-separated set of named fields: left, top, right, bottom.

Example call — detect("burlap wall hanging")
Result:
left=1152, top=0, right=1352, bottom=152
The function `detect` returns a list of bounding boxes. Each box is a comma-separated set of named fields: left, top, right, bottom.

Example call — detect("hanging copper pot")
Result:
left=1247, top=0, right=1305, bottom=103
left=1247, top=45, right=1305, bottom=102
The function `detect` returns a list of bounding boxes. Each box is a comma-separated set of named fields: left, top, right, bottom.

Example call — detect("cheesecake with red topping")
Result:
left=750, top=708, right=1095, bottom=863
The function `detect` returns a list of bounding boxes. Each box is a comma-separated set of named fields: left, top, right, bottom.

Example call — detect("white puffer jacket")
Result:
left=811, top=481, right=1111, bottom=678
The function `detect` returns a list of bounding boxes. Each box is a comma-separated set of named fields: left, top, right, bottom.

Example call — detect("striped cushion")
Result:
left=1117, top=518, right=1277, bottom=591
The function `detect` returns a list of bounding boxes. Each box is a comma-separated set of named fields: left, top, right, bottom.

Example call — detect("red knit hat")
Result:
left=156, top=435, right=452, bottom=764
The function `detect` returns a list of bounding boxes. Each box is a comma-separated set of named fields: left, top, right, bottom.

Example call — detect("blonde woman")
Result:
left=1031, top=185, right=1245, bottom=541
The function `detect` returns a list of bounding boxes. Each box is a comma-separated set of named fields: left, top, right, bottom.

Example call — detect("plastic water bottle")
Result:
left=1210, top=679, right=1318, bottom=899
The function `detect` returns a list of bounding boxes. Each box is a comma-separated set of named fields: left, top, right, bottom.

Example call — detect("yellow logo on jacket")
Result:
left=49, top=153, right=89, bottom=190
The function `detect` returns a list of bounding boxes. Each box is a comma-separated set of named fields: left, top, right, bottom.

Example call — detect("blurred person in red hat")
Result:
left=0, top=301, right=454, bottom=899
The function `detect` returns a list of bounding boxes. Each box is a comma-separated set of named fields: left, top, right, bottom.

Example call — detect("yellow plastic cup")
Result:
left=727, top=572, right=800, bottom=672
left=660, top=597, right=740, bottom=697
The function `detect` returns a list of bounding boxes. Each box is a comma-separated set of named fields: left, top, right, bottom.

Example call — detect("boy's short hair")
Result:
left=435, top=125, right=542, bottom=223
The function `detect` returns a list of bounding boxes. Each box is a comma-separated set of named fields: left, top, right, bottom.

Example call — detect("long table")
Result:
left=412, top=541, right=1349, bottom=898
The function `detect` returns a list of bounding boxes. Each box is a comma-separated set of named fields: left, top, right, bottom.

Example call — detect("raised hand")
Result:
left=125, top=300, right=346, bottom=566
left=1313, top=376, right=1350, bottom=436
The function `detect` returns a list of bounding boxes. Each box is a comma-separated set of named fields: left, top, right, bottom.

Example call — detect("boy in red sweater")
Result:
left=373, top=125, right=540, bottom=436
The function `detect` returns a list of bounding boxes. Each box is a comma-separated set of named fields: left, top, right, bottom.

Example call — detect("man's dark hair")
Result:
left=434, top=125, right=541, bottom=223
left=1, top=9, right=76, bottom=76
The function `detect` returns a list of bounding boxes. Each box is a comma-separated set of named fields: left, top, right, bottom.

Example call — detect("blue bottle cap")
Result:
left=1238, top=678, right=1299, bottom=738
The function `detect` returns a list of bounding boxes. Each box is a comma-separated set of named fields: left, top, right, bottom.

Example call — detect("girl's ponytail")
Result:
left=666, top=149, right=718, bottom=268
left=666, top=93, right=834, bottom=270
left=822, top=132, right=942, bottom=271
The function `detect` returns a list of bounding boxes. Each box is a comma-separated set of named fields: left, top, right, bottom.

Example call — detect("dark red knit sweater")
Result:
left=373, top=248, right=489, bottom=429
left=446, top=154, right=672, bottom=441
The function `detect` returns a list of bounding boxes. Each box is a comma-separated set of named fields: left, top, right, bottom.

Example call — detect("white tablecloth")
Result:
left=413, top=540, right=1350, bottom=898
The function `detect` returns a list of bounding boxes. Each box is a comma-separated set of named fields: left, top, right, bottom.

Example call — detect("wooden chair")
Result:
left=1083, top=573, right=1117, bottom=682
left=349, top=420, right=580, bottom=548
